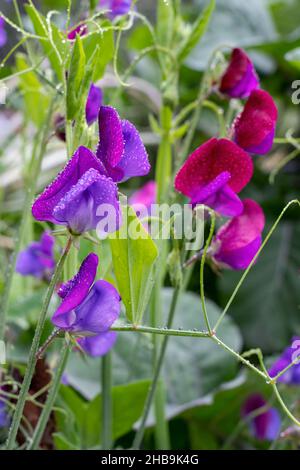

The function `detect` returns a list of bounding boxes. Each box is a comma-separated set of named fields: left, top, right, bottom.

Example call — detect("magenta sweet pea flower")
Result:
left=242, top=394, right=281, bottom=441
left=32, top=146, right=120, bottom=235
left=174, top=138, right=253, bottom=217
left=0, top=17, right=7, bottom=48
left=269, top=337, right=300, bottom=385
left=234, top=90, right=278, bottom=155
left=220, top=48, right=259, bottom=99
left=211, top=199, right=265, bottom=270
left=86, top=84, right=103, bottom=126
left=52, top=254, right=121, bottom=345
left=96, top=106, right=150, bottom=183
left=16, top=232, right=55, bottom=279
left=67, top=23, right=88, bottom=40
left=129, top=180, right=156, bottom=215
left=99, top=0, right=132, bottom=20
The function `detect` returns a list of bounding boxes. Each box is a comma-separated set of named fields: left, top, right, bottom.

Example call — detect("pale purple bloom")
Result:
left=67, top=23, right=87, bottom=40
left=78, top=331, right=117, bottom=357
left=99, top=0, right=132, bottom=20
left=129, top=180, right=156, bottom=216
left=0, top=402, right=10, bottom=428
left=220, top=48, right=259, bottom=99
left=96, top=106, right=150, bottom=183
left=0, top=17, right=7, bottom=48
left=242, top=394, right=281, bottom=441
left=16, top=232, right=55, bottom=279
left=32, top=146, right=120, bottom=235
left=212, top=199, right=265, bottom=270
left=269, top=337, right=300, bottom=385
left=86, top=84, right=103, bottom=126
left=52, top=254, right=121, bottom=350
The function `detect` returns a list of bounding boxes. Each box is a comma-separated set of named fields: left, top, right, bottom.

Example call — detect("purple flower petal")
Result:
left=86, top=84, right=103, bottom=126
left=269, top=336, right=300, bottom=385
left=16, top=231, right=56, bottom=279
left=129, top=181, right=156, bottom=210
left=96, top=106, right=150, bottom=183
left=99, top=0, right=132, bottom=20
left=0, top=402, right=10, bottom=428
left=78, top=331, right=117, bottom=356
left=52, top=168, right=120, bottom=235
left=32, top=146, right=110, bottom=231
left=242, top=394, right=281, bottom=441
left=213, top=199, right=265, bottom=270
left=53, top=254, right=98, bottom=327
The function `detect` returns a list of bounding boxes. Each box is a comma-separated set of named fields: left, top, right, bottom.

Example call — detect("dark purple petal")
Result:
left=0, top=402, right=10, bottom=428
left=99, top=0, right=132, bottom=19
left=78, top=331, right=117, bottom=356
left=86, top=84, right=103, bottom=126
left=212, top=199, right=265, bottom=270
left=97, top=106, right=124, bottom=169
left=32, top=146, right=106, bottom=224
left=53, top=253, right=98, bottom=327
left=96, top=106, right=150, bottom=183
left=0, top=17, right=7, bottom=48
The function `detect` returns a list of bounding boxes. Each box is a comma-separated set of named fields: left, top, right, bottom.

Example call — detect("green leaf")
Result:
left=56, top=380, right=151, bottom=448
left=66, top=35, right=86, bottom=120
left=109, top=204, right=158, bottom=324
left=285, top=47, right=300, bottom=70
left=53, top=432, right=79, bottom=450
left=82, top=28, right=114, bottom=81
left=25, top=3, right=66, bottom=80
left=219, top=221, right=300, bottom=352
left=178, top=0, right=215, bottom=63
left=15, top=54, right=50, bottom=126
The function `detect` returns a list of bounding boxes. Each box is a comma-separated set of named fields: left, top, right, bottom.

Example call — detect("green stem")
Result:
left=132, top=286, right=180, bottom=449
left=101, top=352, right=113, bottom=450
left=111, top=324, right=209, bottom=338
left=213, top=199, right=300, bottom=333
left=5, top=236, right=73, bottom=449
left=200, top=209, right=215, bottom=334
left=0, top=98, right=55, bottom=342
left=272, top=383, right=300, bottom=428
left=28, top=338, right=70, bottom=450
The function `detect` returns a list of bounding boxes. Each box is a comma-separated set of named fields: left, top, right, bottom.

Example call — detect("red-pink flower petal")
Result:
left=174, top=138, right=253, bottom=215
left=213, top=199, right=265, bottom=270
left=234, top=89, right=278, bottom=155
left=220, top=48, right=259, bottom=99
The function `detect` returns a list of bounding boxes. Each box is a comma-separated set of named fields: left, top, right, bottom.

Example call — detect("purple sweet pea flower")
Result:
left=220, top=48, right=259, bottom=99
left=96, top=106, right=150, bottom=183
left=78, top=331, right=117, bottom=357
left=67, top=23, right=88, bottom=40
left=86, top=84, right=103, bottom=126
left=242, top=394, right=281, bottom=441
left=16, top=231, right=55, bottom=279
left=212, top=199, right=265, bottom=270
left=0, top=401, right=10, bottom=428
left=52, top=254, right=121, bottom=346
left=32, top=146, right=120, bottom=235
left=0, top=17, right=7, bottom=48
left=174, top=138, right=253, bottom=217
left=269, top=337, right=300, bottom=385
left=99, top=0, right=132, bottom=20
